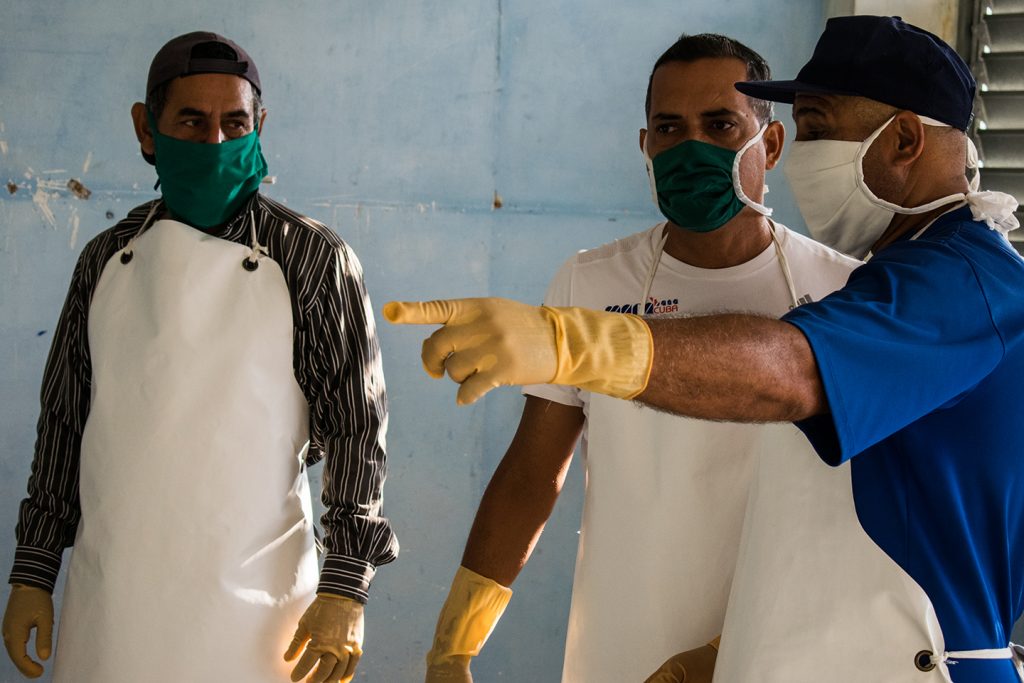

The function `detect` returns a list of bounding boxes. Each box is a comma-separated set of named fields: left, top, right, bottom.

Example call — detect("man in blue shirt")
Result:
left=386, top=16, right=1023, bottom=683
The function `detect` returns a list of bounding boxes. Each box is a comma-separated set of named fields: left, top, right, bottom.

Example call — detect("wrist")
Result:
left=428, top=566, right=512, bottom=663
left=545, top=307, right=654, bottom=398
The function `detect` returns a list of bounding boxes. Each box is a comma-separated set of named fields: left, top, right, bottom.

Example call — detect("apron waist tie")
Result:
left=933, top=642, right=1024, bottom=666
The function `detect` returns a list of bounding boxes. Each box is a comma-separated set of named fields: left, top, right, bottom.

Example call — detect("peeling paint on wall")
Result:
left=68, top=208, right=81, bottom=249
left=31, top=188, right=57, bottom=229
left=67, top=179, right=92, bottom=200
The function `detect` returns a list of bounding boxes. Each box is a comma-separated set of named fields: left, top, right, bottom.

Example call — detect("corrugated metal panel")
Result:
left=984, top=14, right=1024, bottom=50
left=977, top=93, right=1024, bottom=128
left=972, top=1, right=1024, bottom=240
left=978, top=131, right=1024, bottom=165
left=980, top=54, right=1024, bottom=90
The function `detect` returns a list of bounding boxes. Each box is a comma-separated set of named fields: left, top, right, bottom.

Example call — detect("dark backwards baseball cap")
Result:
left=147, top=31, right=261, bottom=97
left=735, top=15, right=975, bottom=131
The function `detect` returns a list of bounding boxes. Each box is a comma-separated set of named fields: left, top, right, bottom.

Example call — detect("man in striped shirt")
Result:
left=2, top=32, right=395, bottom=683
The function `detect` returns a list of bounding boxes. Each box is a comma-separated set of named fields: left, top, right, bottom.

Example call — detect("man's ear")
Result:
left=131, top=102, right=155, bottom=157
left=762, top=120, right=785, bottom=170
left=257, top=108, right=267, bottom=136
left=639, top=128, right=647, bottom=154
left=887, top=110, right=927, bottom=169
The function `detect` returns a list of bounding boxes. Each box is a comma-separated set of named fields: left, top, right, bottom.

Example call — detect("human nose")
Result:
left=201, top=126, right=226, bottom=144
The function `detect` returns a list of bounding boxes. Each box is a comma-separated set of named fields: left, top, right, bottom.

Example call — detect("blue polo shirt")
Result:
left=783, top=207, right=1024, bottom=683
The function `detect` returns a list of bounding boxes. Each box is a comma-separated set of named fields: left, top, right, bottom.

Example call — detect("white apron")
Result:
left=561, top=225, right=801, bottom=682
left=713, top=424, right=1024, bottom=682
left=561, top=399, right=764, bottom=681
left=53, top=214, right=319, bottom=682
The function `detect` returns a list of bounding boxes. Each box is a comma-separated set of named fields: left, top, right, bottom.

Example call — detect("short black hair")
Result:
left=645, top=33, right=773, bottom=125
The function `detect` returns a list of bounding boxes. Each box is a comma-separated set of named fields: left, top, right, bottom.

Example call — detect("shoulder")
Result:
left=254, top=194, right=350, bottom=253
left=541, top=224, right=657, bottom=308
left=572, top=224, right=659, bottom=268
left=775, top=223, right=862, bottom=273
left=253, top=196, right=370, bottom=306
left=81, top=199, right=161, bottom=267
left=923, top=215, right=1023, bottom=269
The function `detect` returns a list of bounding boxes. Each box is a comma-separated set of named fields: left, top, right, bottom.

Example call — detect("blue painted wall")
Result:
left=0, top=2, right=824, bottom=680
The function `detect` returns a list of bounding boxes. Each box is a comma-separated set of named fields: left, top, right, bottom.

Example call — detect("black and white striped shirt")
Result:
left=9, top=192, right=398, bottom=604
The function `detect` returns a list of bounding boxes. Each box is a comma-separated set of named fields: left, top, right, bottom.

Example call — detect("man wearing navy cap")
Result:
left=386, top=16, right=1023, bottom=682
left=1, top=32, right=395, bottom=683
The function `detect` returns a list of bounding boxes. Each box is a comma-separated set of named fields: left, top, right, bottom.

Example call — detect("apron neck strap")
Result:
left=641, top=221, right=800, bottom=313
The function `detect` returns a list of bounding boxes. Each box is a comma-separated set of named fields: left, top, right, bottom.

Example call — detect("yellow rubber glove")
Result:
left=2, top=584, right=53, bottom=679
left=383, top=298, right=653, bottom=405
left=425, top=566, right=513, bottom=682
left=284, top=594, right=364, bottom=683
left=643, top=636, right=721, bottom=683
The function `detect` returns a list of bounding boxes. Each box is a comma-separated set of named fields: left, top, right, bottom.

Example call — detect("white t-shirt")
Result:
left=523, top=222, right=860, bottom=683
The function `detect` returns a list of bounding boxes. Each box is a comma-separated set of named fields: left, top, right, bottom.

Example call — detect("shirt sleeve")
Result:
left=523, top=256, right=585, bottom=408
left=782, top=238, right=1003, bottom=465
left=10, top=251, right=94, bottom=592
left=297, top=239, right=398, bottom=604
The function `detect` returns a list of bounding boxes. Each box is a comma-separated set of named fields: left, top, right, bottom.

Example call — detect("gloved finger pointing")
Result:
left=383, top=300, right=462, bottom=326
left=289, top=646, right=321, bottom=682
left=308, top=652, right=338, bottom=683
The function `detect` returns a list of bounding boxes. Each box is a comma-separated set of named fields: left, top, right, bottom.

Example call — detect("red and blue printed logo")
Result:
left=605, top=296, right=680, bottom=315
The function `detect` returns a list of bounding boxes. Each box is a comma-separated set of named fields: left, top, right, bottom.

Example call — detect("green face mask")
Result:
left=644, top=125, right=771, bottom=233
left=149, top=114, right=268, bottom=229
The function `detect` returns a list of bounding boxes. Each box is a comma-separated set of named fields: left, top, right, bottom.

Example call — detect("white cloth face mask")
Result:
left=784, top=114, right=1019, bottom=258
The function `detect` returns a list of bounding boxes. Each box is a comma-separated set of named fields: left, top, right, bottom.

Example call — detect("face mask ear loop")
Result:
left=731, top=123, right=773, bottom=217
left=855, top=115, right=967, bottom=215
left=643, top=136, right=659, bottom=206
left=966, top=137, right=981, bottom=192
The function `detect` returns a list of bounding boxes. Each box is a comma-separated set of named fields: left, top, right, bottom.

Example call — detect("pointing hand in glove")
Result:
left=2, top=584, right=53, bottom=679
left=383, top=297, right=653, bottom=405
left=284, top=594, right=364, bottom=683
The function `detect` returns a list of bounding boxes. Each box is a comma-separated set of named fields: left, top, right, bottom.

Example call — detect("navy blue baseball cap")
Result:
left=147, top=31, right=261, bottom=97
left=735, top=16, right=976, bottom=131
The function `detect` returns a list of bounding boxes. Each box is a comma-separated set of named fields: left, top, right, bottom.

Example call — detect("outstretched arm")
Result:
left=384, top=298, right=825, bottom=424
left=640, top=315, right=825, bottom=422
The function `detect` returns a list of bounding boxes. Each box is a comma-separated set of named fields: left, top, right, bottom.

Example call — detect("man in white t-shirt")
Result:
left=420, top=33, right=859, bottom=683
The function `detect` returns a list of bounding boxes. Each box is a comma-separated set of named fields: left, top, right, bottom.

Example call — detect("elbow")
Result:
left=776, top=322, right=827, bottom=421
left=782, top=375, right=827, bottom=422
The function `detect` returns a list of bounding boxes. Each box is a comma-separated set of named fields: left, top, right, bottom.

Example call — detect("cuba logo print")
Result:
left=605, top=297, right=680, bottom=315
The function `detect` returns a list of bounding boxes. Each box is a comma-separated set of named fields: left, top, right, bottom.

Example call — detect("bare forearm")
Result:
left=460, top=459, right=567, bottom=587
left=459, top=397, right=583, bottom=587
left=639, top=314, right=825, bottom=422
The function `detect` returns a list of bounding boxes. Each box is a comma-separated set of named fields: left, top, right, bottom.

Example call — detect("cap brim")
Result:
left=735, top=79, right=861, bottom=104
